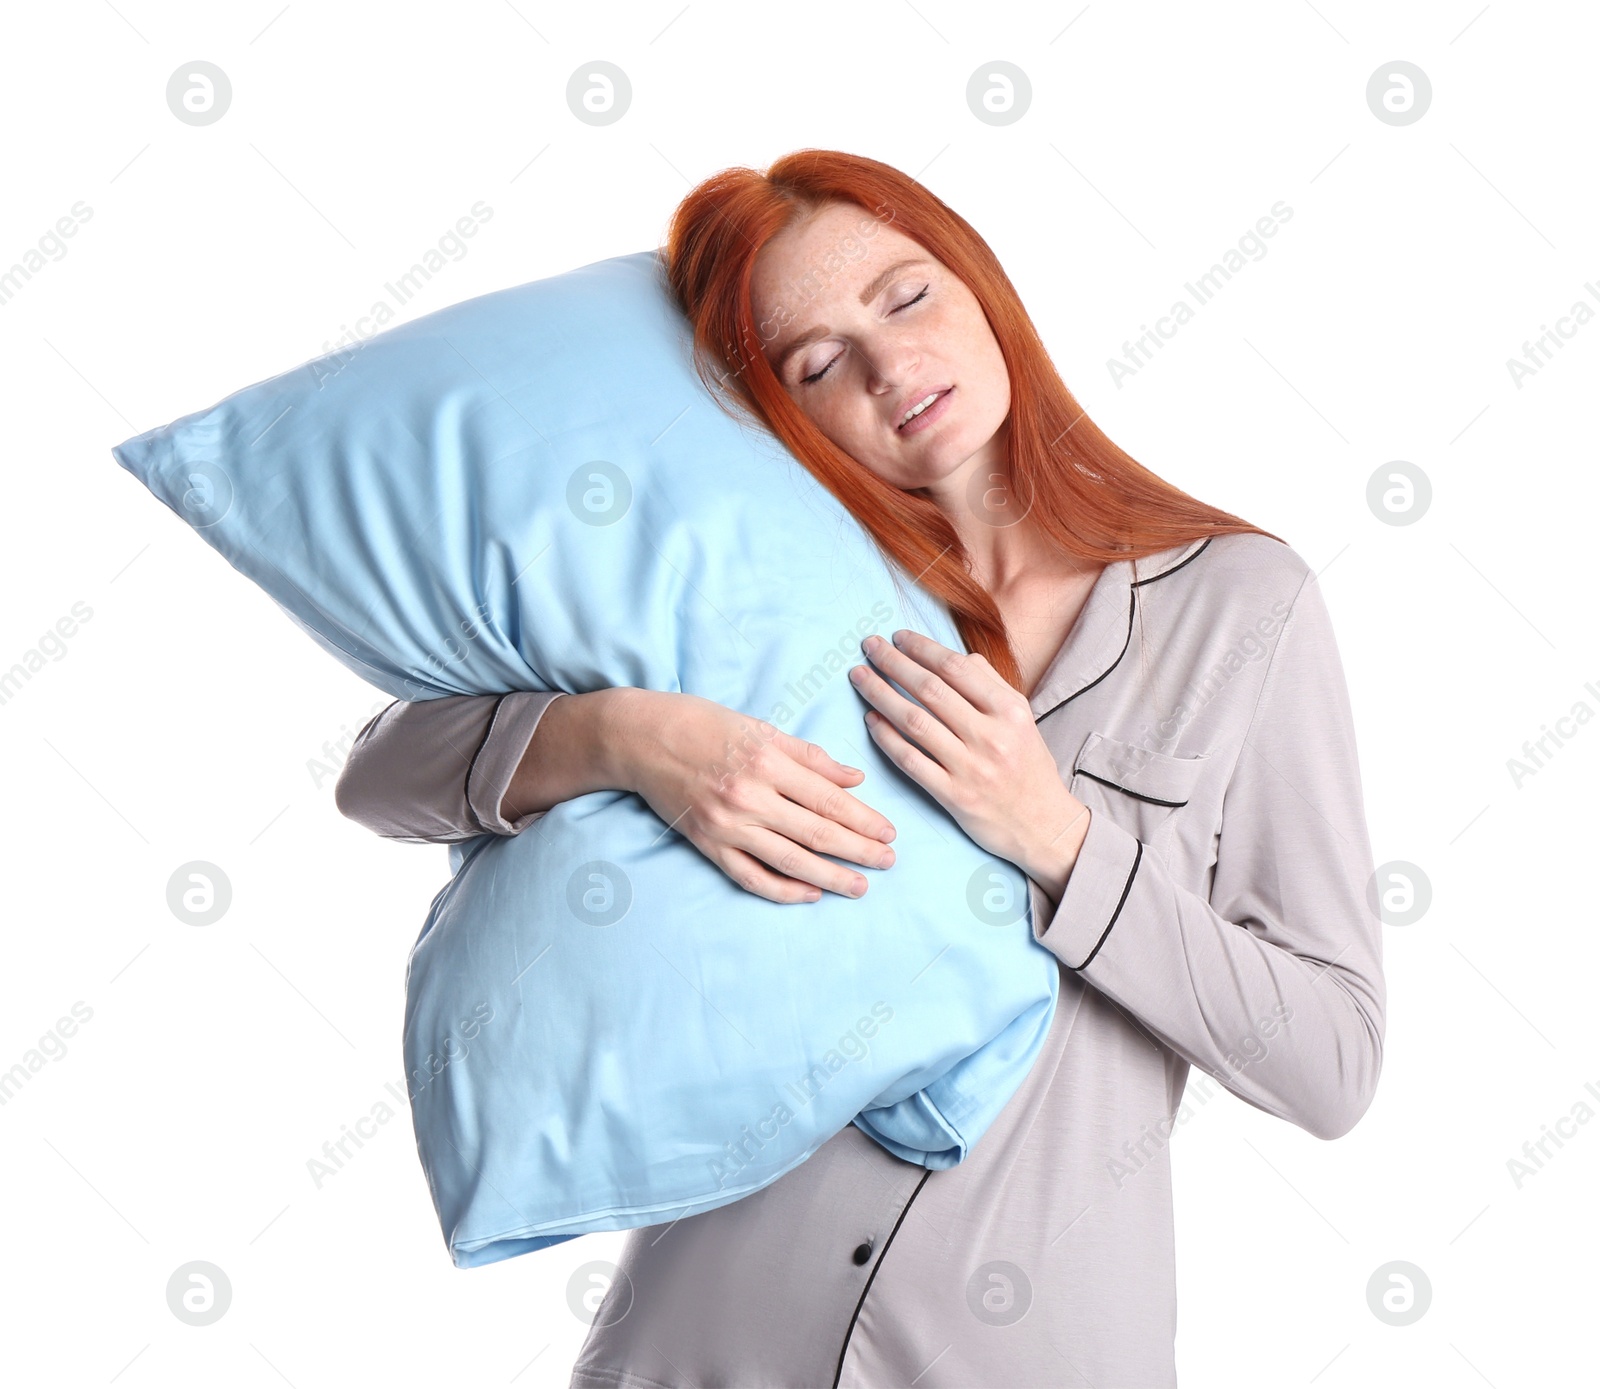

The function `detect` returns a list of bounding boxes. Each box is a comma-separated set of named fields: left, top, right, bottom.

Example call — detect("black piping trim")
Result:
left=1032, top=586, right=1134, bottom=727
left=1132, top=534, right=1214, bottom=589
left=1033, top=536, right=1214, bottom=728
left=1071, top=770, right=1189, bottom=808
left=463, top=692, right=512, bottom=835
left=1070, top=838, right=1143, bottom=971
left=832, top=1167, right=934, bottom=1388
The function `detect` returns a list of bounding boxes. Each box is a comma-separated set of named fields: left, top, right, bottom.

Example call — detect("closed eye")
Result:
left=894, top=285, right=930, bottom=314
left=801, top=285, right=931, bottom=386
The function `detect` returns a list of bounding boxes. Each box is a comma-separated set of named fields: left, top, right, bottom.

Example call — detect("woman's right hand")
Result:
left=610, top=689, right=897, bottom=904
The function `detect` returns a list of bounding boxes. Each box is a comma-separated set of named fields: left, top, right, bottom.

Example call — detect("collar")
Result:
left=1027, top=535, right=1215, bottom=724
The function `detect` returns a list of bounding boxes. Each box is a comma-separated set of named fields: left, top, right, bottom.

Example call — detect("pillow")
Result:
left=111, top=248, right=1060, bottom=1268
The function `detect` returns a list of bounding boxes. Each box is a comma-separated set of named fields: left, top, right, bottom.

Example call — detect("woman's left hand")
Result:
left=848, top=629, right=1091, bottom=895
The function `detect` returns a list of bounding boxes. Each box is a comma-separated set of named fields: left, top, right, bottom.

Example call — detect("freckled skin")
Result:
left=749, top=199, right=1095, bottom=702
left=750, top=201, right=1013, bottom=512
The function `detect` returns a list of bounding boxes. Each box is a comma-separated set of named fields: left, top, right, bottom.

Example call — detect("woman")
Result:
left=335, top=150, right=1385, bottom=1388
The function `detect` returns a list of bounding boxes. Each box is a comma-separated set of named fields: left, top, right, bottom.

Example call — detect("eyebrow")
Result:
left=770, top=257, right=934, bottom=375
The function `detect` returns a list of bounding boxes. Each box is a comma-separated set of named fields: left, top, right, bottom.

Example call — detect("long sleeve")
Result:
left=1028, top=571, right=1385, bottom=1141
left=333, top=691, right=568, bottom=843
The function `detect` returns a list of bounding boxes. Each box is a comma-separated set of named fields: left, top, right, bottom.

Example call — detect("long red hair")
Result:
left=662, top=148, right=1282, bottom=690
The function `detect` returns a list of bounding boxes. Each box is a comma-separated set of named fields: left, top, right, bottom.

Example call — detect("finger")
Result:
left=713, top=845, right=824, bottom=905
left=770, top=728, right=869, bottom=788
left=880, top=629, right=1018, bottom=717
left=864, top=708, right=956, bottom=805
left=756, top=782, right=898, bottom=872
left=770, top=732, right=897, bottom=844
left=850, top=642, right=968, bottom=767
left=738, top=825, right=877, bottom=899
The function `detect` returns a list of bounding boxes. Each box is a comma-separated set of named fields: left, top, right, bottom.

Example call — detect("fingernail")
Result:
left=878, top=826, right=896, bottom=842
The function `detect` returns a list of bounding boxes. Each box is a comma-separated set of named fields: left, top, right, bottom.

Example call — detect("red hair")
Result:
left=662, top=148, right=1282, bottom=690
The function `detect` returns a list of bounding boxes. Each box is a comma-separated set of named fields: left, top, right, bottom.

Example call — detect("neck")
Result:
left=924, top=464, right=1079, bottom=596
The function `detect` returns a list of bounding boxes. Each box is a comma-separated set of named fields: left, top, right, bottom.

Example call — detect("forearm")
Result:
left=499, top=687, right=656, bottom=819
left=1031, top=809, right=1384, bottom=1142
left=335, top=690, right=566, bottom=842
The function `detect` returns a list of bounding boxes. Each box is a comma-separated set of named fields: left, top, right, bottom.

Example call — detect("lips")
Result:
left=897, top=388, right=950, bottom=430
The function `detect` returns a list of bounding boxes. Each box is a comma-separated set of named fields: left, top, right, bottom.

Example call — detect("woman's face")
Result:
left=750, top=201, right=1011, bottom=497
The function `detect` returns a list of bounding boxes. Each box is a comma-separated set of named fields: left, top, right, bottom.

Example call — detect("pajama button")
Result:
left=852, top=1241, right=873, bottom=1265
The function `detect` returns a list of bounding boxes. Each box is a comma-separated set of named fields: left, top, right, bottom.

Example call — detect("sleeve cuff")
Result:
left=1029, top=808, right=1144, bottom=971
left=463, top=690, right=569, bottom=835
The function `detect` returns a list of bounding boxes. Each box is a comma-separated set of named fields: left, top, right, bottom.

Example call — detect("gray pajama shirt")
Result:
left=335, top=531, right=1386, bottom=1389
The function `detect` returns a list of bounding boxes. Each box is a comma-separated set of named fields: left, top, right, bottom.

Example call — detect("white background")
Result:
left=1, top=1, right=1595, bottom=1385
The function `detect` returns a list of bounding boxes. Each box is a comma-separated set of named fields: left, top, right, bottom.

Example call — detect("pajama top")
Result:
left=334, top=530, right=1387, bottom=1389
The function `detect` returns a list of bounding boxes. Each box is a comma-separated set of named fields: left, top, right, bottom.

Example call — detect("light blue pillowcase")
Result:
left=111, top=249, right=1060, bottom=1268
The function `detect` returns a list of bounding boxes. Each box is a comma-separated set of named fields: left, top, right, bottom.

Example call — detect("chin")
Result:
left=921, top=431, right=987, bottom=482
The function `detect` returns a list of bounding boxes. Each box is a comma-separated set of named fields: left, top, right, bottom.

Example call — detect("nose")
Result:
left=861, top=339, right=920, bottom=394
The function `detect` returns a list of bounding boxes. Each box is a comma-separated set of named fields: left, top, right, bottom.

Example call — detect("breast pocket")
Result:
left=1067, top=731, right=1210, bottom=847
